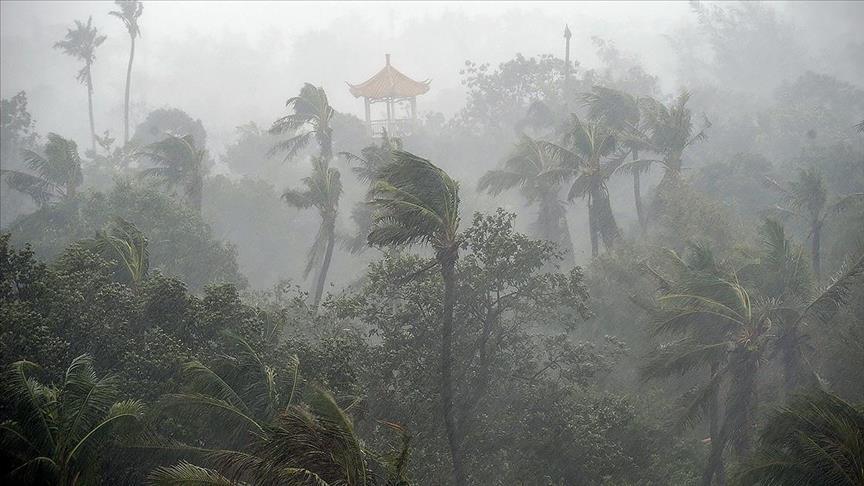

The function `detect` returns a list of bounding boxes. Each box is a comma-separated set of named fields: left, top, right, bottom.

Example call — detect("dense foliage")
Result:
left=2, top=2, right=863, bottom=484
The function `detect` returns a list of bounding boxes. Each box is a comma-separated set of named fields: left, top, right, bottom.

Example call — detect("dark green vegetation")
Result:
left=2, top=2, right=864, bottom=485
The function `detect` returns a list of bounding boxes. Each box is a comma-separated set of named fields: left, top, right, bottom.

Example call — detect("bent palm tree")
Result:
left=109, top=0, right=144, bottom=146
left=643, top=245, right=770, bottom=485
left=478, top=135, right=575, bottom=265
left=542, top=116, right=621, bottom=257
left=137, top=133, right=206, bottom=213
left=764, top=167, right=864, bottom=278
left=583, top=86, right=650, bottom=232
left=1, top=355, right=144, bottom=485
left=150, top=388, right=410, bottom=486
left=735, top=389, right=864, bottom=486
left=339, top=130, right=402, bottom=253
left=367, top=151, right=464, bottom=485
left=270, top=83, right=335, bottom=161
left=283, top=157, right=342, bottom=306
left=54, top=17, right=106, bottom=153
left=638, top=91, right=710, bottom=189
left=2, top=132, right=83, bottom=206
left=84, top=217, right=150, bottom=287
left=148, top=346, right=409, bottom=486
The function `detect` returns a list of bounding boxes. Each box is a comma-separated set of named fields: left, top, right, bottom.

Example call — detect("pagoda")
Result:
left=348, top=54, right=430, bottom=138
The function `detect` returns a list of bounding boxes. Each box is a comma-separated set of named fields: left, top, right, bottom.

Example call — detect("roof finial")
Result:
left=385, top=53, right=391, bottom=66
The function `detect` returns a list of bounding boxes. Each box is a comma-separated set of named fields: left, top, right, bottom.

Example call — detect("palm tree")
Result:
left=148, top=344, right=410, bottom=486
left=54, top=17, right=106, bottom=153
left=643, top=245, right=770, bottom=485
left=109, top=0, right=144, bottom=146
left=156, top=334, right=299, bottom=445
left=734, top=389, right=864, bottom=486
left=367, top=151, right=464, bottom=486
left=644, top=241, right=864, bottom=485
left=84, top=217, right=150, bottom=287
left=283, top=157, right=343, bottom=306
left=1, top=132, right=83, bottom=205
left=150, top=388, right=411, bottom=486
left=136, top=133, right=206, bottom=213
left=764, top=168, right=864, bottom=278
left=478, top=135, right=575, bottom=265
left=542, top=116, right=621, bottom=257
left=339, top=130, right=402, bottom=254
left=638, top=91, right=710, bottom=189
left=270, top=83, right=335, bottom=161
left=582, top=86, right=650, bottom=232
left=1, top=355, right=144, bottom=485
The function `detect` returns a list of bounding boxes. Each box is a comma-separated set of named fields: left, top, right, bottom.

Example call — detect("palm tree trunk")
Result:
left=632, top=150, right=646, bottom=234
left=189, top=165, right=203, bottom=214
left=539, top=195, right=574, bottom=267
left=587, top=193, right=599, bottom=258
left=438, top=248, right=466, bottom=486
left=811, top=220, right=821, bottom=279
left=312, top=223, right=336, bottom=306
left=593, top=186, right=620, bottom=252
left=86, top=66, right=96, bottom=153
left=708, top=364, right=725, bottom=486
left=123, top=35, right=136, bottom=146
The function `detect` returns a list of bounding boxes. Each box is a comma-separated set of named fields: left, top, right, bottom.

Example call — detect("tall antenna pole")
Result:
left=564, top=24, right=572, bottom=83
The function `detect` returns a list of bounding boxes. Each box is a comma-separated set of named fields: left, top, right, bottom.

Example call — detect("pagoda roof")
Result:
left=348, top=54, right=430, bottom=100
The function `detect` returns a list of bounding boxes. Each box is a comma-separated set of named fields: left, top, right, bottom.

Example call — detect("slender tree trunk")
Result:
left=592, top=185, right=620, bottom=252
left=438, top=248, right=465, bottom=486
left=189, top=156, right=203, bottom=213
left=86, top=67, right=96, bottom=153
left=588, top=195, right=599, bottom=258
left=811, top=220, right=821, bottom=279
left=707, top=364, right=725, bottom=486
left=538, top=195, right=574, bottom=267
left=312, top=223, right=336, bottom=306
left=123, top=35, right=136, bottom=146
left=632, top=149, right=646, bottom=234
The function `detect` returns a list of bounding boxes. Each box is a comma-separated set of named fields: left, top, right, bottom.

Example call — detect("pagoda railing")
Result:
left=369, top=118, right=415, bottom=138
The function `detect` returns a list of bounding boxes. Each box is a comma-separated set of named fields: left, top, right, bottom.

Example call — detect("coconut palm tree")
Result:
left=734, top=389, right=864, bottom=486
left=283, top=157, right=342, bottom=306
left=1, top=132, right=83, bottom=206
left=367, top=151, right=464, bottom=486
left=148, top=343, right=410, bottom=486
left=136, top=133, right=206, bottom=213
left=339, top=130, right=401, bottom=254
left=54, top=17, right=106, bottom=153
left=109, top=0, right=144, bottom=146
left=478, top=135, right=575, bottom=265
left=541, top=116, right=621, bottom=257
left=84, top=217, right=150, bottom=288
left=643, top=244, right=772, bottom=485
left=150, top=387, right=411, bottom=486
left=1, top=355, right=144, bottom=485
left=751, top=221, right=864, bottom=394
left=764, top=167, right=864, bottom=278
left=638, top=91, right=710, bottom=189
left=644, top=240, right=863, bottom=485
left=270, top=83, right=335, bottom=161
left=582, top=86, right=650, bottom=232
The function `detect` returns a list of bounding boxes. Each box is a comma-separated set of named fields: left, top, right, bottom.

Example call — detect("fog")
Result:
left=1, top=1, right=863, bottom=485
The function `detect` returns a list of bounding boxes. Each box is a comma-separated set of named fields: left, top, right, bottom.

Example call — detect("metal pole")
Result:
left=564, top=24, right=572, bottom=82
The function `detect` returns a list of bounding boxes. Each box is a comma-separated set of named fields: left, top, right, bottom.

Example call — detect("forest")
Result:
left=1, top=1, right=863, bottom=485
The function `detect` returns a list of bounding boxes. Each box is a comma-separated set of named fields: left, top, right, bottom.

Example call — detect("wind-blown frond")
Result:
left=147, top=461, right=236, bottom=486
left=368, top=151, right=460, bottom=251
left=734, top=390, right=864, bottom=486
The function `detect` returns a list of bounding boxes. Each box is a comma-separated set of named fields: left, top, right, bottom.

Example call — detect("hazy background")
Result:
left=4, top=1, right=859, bottom=156
left=2, top=0, right=863, bottom=289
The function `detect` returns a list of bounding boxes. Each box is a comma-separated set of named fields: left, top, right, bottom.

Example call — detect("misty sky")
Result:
left=2, top=1, right=862, bottom=155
